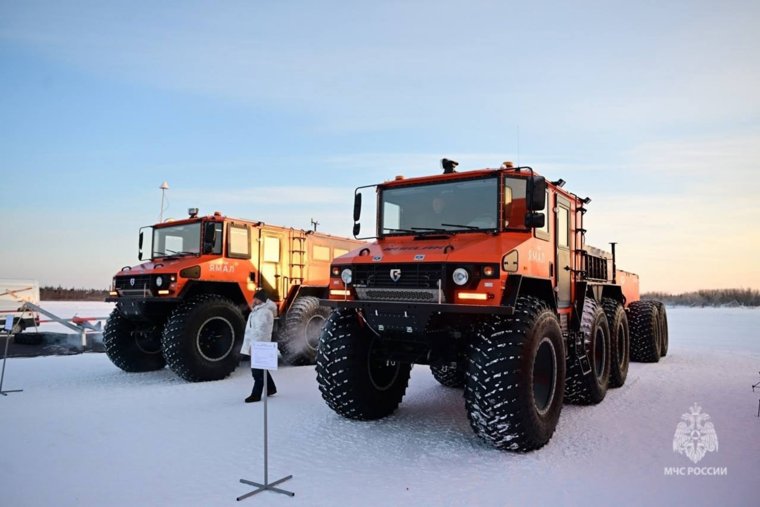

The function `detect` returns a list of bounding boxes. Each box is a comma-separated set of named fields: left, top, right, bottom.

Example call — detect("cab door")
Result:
left=555, top=196, right=572, bottom=307
left=259, top=232, right=283, bottom=301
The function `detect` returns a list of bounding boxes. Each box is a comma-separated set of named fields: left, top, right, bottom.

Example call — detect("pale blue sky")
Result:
left=1, top=0, right=758, bottom=291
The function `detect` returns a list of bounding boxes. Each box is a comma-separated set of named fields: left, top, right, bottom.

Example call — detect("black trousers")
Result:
left=251, top=368, right=276, bottom=398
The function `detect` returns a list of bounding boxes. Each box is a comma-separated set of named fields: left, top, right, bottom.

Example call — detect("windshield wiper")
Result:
left=154, top=249, right=194, bottom=258
left=383, top=227, right=417, bottom=234
left=153, top=248, right=180, bottom=257
left=411, top=227, right=450, bottom=234
left=440, top=223, right=481, bottom=231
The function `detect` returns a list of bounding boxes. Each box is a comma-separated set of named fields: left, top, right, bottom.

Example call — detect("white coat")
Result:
left=240, top=299, right=277, bottom=356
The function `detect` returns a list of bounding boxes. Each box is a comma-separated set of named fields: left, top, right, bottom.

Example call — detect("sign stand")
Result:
left=1, top=316, right=23, bottom=396
left=237, top=342, right=293, bottom=501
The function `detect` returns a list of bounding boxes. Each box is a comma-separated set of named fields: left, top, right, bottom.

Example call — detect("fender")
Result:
left=502, top=275, right=557, bottom=310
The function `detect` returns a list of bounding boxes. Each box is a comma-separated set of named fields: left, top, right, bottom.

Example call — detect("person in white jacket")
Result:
left=241, top=289, right=278, bottom=403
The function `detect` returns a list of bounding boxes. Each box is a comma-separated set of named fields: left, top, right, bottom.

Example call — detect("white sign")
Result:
left=251, top=342, right=278, bottom=370
left=4, top=316, right=13, bottom=332
left=673, top=403, right=719, bottom=464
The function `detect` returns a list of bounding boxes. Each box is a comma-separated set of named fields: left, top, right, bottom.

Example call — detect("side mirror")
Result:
left=353, top=222, right=361, bottom=237
left=525, top=212, right=546, bottom=229
left=138, top=231, right=144, bottom=261
left=353, top=192, right=362, bottom=222
left=527, top=175, right=546, bottom=211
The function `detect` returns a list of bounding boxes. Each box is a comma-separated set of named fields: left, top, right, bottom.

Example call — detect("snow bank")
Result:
left=0, top=307, right=757, bottom=506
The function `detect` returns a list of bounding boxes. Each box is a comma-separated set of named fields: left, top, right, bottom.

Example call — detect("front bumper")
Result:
left=322, top=299, right=513, bottom=315
left=105, top=296, right=180, bottom=303
left=321, top=299, right=514, bottom=336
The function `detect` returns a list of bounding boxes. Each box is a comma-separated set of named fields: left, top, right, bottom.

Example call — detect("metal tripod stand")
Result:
left=1, top=319, right=23, bottom=396
left=237, top=372, right=293, bottom=501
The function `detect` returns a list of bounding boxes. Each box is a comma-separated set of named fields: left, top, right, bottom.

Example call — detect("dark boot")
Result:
left=266, top=372, right=277, bottom=396
left=245, top=372, right=261, bottom=403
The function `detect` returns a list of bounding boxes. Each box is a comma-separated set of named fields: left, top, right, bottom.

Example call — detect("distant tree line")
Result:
left=643, top=289, right=760, bottom=307
left=38, top=286, right=760, bottom=306
left=41, top=286, right=109, bottom=301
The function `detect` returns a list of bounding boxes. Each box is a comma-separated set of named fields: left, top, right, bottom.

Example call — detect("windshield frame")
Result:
left=151, top=221, right=203, bottom=259
left=378, top=174, right=501, bottom=238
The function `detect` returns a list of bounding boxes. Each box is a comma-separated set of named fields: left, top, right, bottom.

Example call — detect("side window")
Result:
left=333, top=248, right=348, bottom=258
left=502, top=177, right=527, bottom=229
left=263, top=237, right=280, bottom=263
left=535, top=190, right=550, bottom=241
left=228, top=225, right=251, bottom=259
left=558, top=206, right=569, bottom=248
left=212, top=223, right=223, bottom=254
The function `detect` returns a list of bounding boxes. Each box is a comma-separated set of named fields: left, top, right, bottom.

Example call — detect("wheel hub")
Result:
left=304, top=314, right=326, bottom=352
left=196, top=317, right=235, bottom=362
left=134, top=328, right=162, bottom=355
left=616, top=321, right=625, bottom=364
left=593, top=327, right=606, bottom=380
left=367, top=338, right=400, bottom=391
left=533, top=336, right=557, bottom=415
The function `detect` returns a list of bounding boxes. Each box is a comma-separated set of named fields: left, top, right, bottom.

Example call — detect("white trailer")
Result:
left=0, top=280, right=40, bottom=332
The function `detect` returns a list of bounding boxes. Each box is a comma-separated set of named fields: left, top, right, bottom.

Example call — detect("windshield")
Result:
left=152, top=223, right=201, bottom=258
left=380, top=176, right=498, bottom=235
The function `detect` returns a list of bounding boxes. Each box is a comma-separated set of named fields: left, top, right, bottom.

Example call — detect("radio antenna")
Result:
left=159, top=181, right=169, bottom=222
left=517, top=124, right=521, bottom=168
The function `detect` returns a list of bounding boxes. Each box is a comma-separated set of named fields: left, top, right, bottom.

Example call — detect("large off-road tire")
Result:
left=161, top=294, right=245, bottom=382
left=628, top=301, right=661, bottom=363
left=277, top=296, right=332, bottom=366
left=652, top=301, right=669, bottom=357
left=430, top=362, right=465, bottom=388
left=564, top=297, right=611, bottom=405
left=316, top=309, right=411, bottom=420
left=464, top=296, right=565, bottom=452
left=602, top=298, right=629, bottom=388
left=103, top=307, right=166, bottom=372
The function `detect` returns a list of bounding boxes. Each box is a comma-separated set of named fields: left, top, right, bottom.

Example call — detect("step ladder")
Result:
left=573, top=203, right=588, bottom=281
left=288, top=230, right=307, bottom=287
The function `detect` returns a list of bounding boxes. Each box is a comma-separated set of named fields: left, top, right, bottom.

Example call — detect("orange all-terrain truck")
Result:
left=316, top=161, right=668, bottom=451
left=105, top=210, right=363, bottom=381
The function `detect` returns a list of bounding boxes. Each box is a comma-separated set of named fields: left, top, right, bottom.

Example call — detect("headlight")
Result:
left=452, top=268, right=469, bottom=286
left=341, top=268, right=353, bottom=284
left=332, top=266, right=340, bottom=277
left=155, top=276, right=164, bottom=287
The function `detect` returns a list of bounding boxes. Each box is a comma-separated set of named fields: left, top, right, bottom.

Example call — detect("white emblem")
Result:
left=673, top=403, right=719, bottom=464
left=129, top=278, right=135, bottom=287
left=390, top=269, right=401, bottom=282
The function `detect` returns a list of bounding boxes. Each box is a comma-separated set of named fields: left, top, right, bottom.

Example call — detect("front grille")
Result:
left=355, top=287, right=445, bottom=302
left=353, top=263, right=445, bottom=289
left=114, top=275, right=154, bottom=297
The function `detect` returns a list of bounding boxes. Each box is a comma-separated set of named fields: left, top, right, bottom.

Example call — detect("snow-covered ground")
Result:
left=1, top=306, right=758, bottom=506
